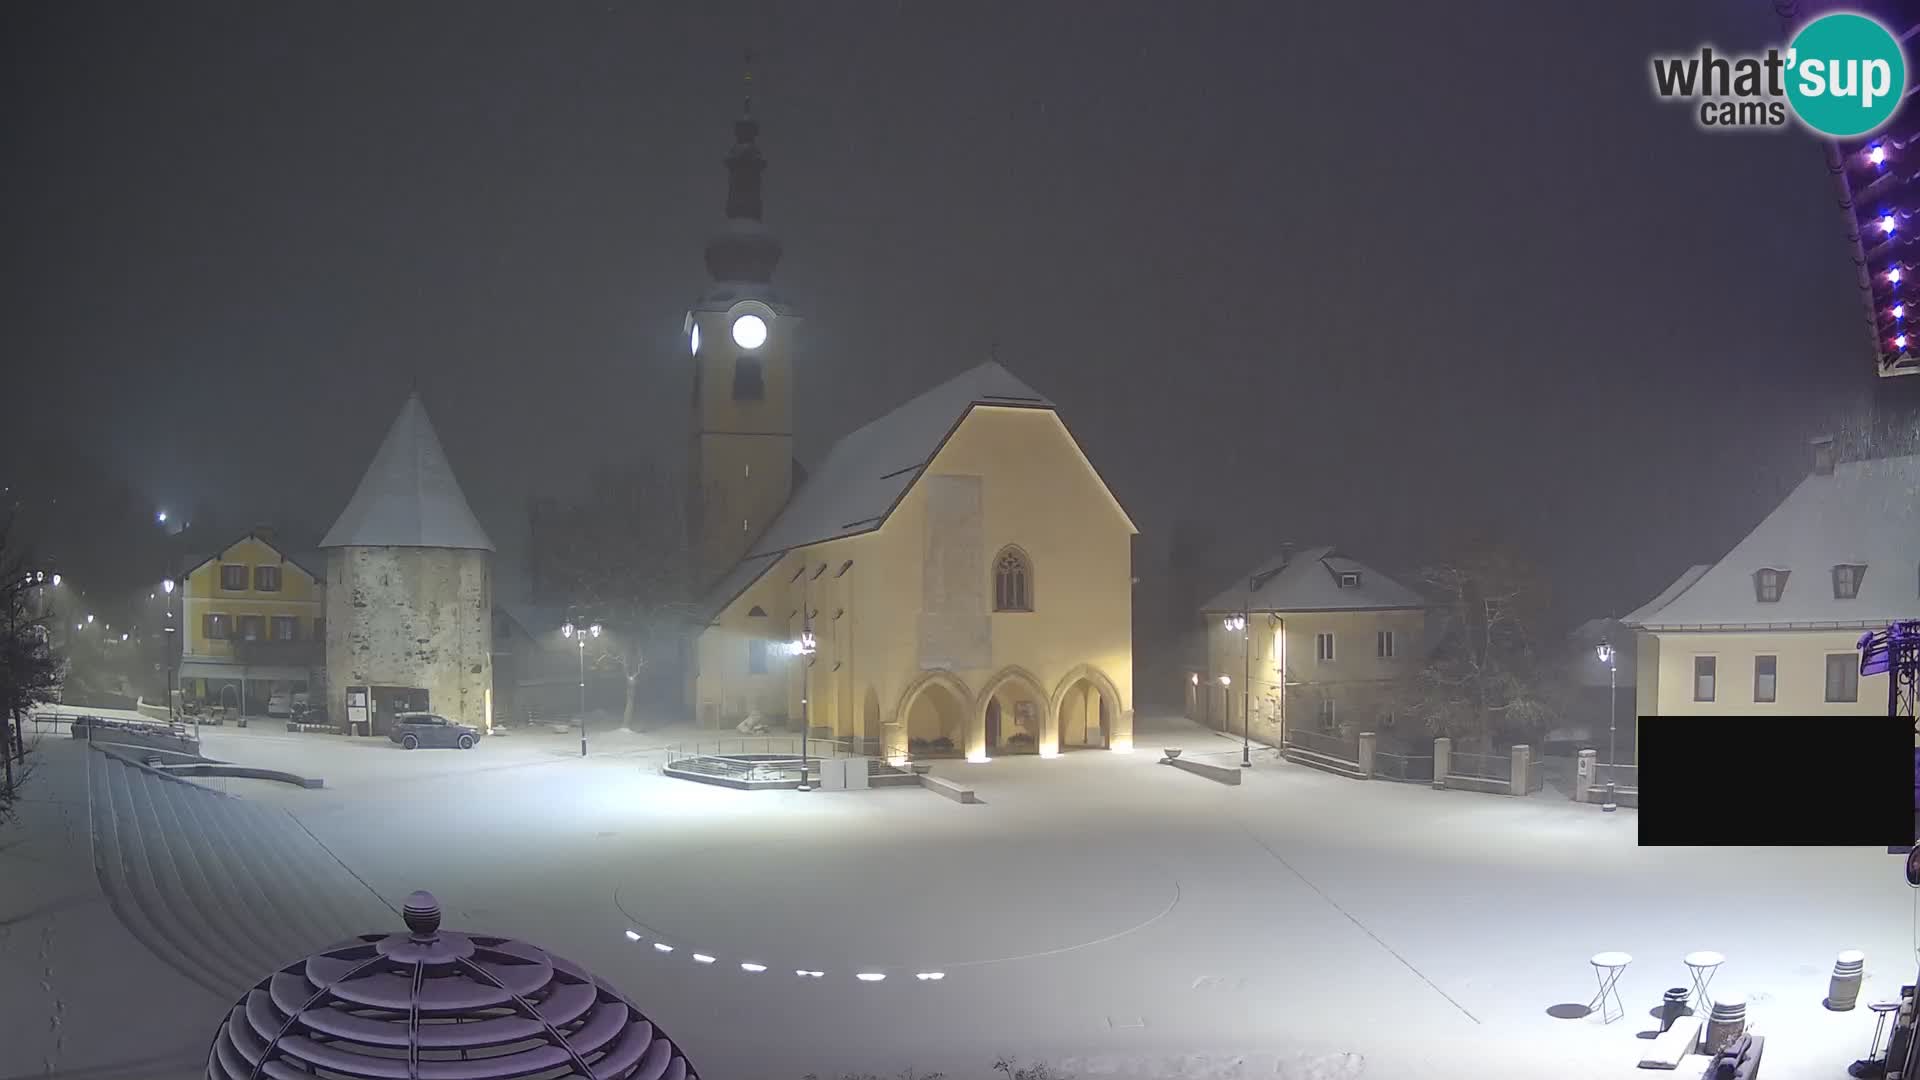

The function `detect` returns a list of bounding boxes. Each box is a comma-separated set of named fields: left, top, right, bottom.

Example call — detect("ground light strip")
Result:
left=622, top=930, right=945, bottom=985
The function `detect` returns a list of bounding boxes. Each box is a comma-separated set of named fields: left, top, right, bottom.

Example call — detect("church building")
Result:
left=683, top=95, right=1137, bottom=762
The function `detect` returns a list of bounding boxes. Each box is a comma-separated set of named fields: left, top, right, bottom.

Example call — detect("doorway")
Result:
left=985, top=699, right=1002, bottom=749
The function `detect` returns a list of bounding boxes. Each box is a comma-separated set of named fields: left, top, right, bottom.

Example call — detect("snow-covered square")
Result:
left=3, top=715, right=1907, bottom=1080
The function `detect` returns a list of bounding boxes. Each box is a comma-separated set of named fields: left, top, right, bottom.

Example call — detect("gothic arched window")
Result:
left=993, top=546, right=1034, bottom=612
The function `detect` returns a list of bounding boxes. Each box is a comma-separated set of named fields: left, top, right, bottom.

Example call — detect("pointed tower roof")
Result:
left=320, top=394, right=494, bottom=551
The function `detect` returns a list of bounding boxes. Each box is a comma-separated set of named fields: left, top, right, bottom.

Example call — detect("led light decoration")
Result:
left=692, top=954, right=715, bottom=964
left=1872, top=145, right=1887, bottom=165
left=1883, top=214, right=1898, bottom=233
left=856, top=972, right=886, bottom=982
left=1892, top=268, right=1904, bottom=284
left=741, top=963, right=767, bottom=973
left=624, top=930, right=641, bottom=942
left=653, top=943, right=674, bottom=953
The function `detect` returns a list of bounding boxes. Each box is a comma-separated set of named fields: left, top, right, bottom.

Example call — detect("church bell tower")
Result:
left=686, top=65, right=797, bottom=591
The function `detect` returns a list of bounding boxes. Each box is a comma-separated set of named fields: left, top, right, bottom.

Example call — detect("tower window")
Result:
left=732, top=357, right=764, bottom=400
left=993, top=546, right=1033, bottom=612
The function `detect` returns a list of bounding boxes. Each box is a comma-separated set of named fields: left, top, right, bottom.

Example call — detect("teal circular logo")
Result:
left=1787, top=13, right=1907, bottom=137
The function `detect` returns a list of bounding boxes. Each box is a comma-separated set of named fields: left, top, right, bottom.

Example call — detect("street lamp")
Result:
left=562, top=621, right=601, bottom=757
left=1595, top=640, right=1618, bottom=813
left=787, top=628, right=818, bottom=790
left=1223, top=613, right=1252, bottom=766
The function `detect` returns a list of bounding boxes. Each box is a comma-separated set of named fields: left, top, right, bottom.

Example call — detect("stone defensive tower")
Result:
left=321, top=393, right=495, bottom=734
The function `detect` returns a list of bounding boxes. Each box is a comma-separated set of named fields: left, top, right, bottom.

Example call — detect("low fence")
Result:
left=1284, top=727, right=1359, bottom=763
left=1373, top=751, right=1434, bottom=784
left=1447, top=750, right=1512, bottom=783
left=666, top=736, right=854, bottom=760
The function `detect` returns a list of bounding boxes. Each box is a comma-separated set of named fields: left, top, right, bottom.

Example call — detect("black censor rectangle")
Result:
left=1637, top=716, right=1911, bottom=847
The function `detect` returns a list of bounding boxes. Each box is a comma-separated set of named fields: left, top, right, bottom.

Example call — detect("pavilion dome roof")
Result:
left=206, top=890, right=696, bottom=1080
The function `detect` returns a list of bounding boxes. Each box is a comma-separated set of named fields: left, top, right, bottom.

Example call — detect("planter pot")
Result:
left=1164, top=748, right=1183, bottom=761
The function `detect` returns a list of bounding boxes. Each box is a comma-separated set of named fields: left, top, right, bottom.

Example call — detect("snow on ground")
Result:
left=3, top=714, right=1909, bottom=1079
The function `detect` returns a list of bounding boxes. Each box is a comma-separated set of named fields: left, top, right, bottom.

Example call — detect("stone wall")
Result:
left=325, top=547, right=493, bottom=732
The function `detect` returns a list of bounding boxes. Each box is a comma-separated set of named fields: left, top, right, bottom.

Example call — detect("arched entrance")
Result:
left=975, top=667, right=1052, bottom=756
left=1051, top=666, right=1124, bottom=751
left=899, top=672, right=970, bottom=758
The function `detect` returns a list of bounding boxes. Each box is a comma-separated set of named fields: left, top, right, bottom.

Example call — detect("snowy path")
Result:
left=4, top=717, right=1910, bottom=1079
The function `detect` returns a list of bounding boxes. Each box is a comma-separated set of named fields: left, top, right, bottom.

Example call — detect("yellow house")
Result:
left=1624, top=439, right=1918, bottom=729
left=179, top=530, right=325, bottom=716
left=1194, top=547, right=1426, bottom=748
left=679, top=95, right=1136, bottom=761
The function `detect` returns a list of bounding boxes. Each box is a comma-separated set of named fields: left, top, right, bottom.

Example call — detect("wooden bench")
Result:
left=1169, top=758, right=1242, bottom=786
left=920, top=774, right=977, bottom=804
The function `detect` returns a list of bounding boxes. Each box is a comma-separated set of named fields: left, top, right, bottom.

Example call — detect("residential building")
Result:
left=178, top=529, right=325, bottom=715
left=321, top=394, right=495, bottom=737
left=684, top=97, right=1137, bottom=760
left=1624, top=438, right=1919, bottom=726
left=1194, top=546, right=1426, bottom=748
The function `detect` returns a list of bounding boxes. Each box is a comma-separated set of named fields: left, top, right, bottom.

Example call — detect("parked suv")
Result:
left=388, top=712, right=478, bottom=750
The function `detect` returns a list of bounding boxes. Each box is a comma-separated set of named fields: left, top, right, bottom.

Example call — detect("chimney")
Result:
left=1810, top=435, right=1837, bottom=476
left=252, top=523, right=277, bottom=548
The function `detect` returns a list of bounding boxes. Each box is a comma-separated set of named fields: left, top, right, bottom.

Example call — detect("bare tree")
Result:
left=1, top=523, right=63, bottom=817
left=532, top=465, right=701, bottom=730
left=1394, top=544, right=1559, bottom=752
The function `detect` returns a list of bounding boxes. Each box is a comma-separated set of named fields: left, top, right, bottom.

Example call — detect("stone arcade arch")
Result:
left=1051, top=665, right=1125, bottom=751
left=974, top=666, right=1053, bottom=757
left=896, top=671, right=972, bottom=759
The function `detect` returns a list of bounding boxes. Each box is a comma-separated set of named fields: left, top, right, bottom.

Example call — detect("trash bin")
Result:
left=1661, top=988, right=1690, bottom=1032
left=1829, top=950, right=1866, bottom=1011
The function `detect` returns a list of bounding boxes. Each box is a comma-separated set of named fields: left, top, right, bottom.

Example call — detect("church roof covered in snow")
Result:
left=699, top=362, right=1075, bottom=620
left=1623, top=452, right=1920, bottom=630
left=320, top=394, right=495, bottom=552
left=1201, top=546, right=1425, bottom=614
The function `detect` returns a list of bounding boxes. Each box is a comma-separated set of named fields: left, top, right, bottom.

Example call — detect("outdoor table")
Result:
left=1685, top=950, right=1725, bottom=1015
left=1590, top=951, right=1632, bottom=1024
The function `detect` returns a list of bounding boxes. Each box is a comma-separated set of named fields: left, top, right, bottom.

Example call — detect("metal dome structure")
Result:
left=207, top=891, right=697, bottom=1080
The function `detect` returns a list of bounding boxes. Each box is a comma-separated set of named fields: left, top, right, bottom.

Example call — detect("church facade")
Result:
left=683, top=97, right=1137, bottom=761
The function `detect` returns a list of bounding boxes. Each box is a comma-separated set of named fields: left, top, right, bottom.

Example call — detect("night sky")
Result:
left=1, top=1, right=1903, bottom=623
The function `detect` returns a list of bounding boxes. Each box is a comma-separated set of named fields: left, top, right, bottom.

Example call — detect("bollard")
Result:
left=1704, top=993, right=1747, bottom=1055
left=1661, top=987, right=1690, bottom=1032
left=1828, top=950, right=1866, bottom=1011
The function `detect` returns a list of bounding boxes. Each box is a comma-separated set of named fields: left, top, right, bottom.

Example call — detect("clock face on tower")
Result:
left=689, top=322, right=701, bottom=356
left=731, top=313, right=768, bottom=350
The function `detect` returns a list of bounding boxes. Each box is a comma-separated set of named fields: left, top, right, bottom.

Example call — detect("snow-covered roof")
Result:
left=182, top=530, right=324, bottom=582
left=320, top=394, right=495, bottom=552
left=1201, top=546, right=1425, bottom=614
left=1624, top=452, right=1920, bottom=630
left=699, top=362, right=1068, bottom=621
left=1620, top=565, right=1712, bottom=627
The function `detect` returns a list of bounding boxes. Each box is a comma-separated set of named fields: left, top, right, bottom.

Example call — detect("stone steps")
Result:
left=85, top=747, right=392, bottom=1000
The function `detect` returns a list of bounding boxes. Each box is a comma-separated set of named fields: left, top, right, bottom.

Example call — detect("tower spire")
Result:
left=725, top=50, right=766, bottom=223
left=705, top=47, right=782, bottom=283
